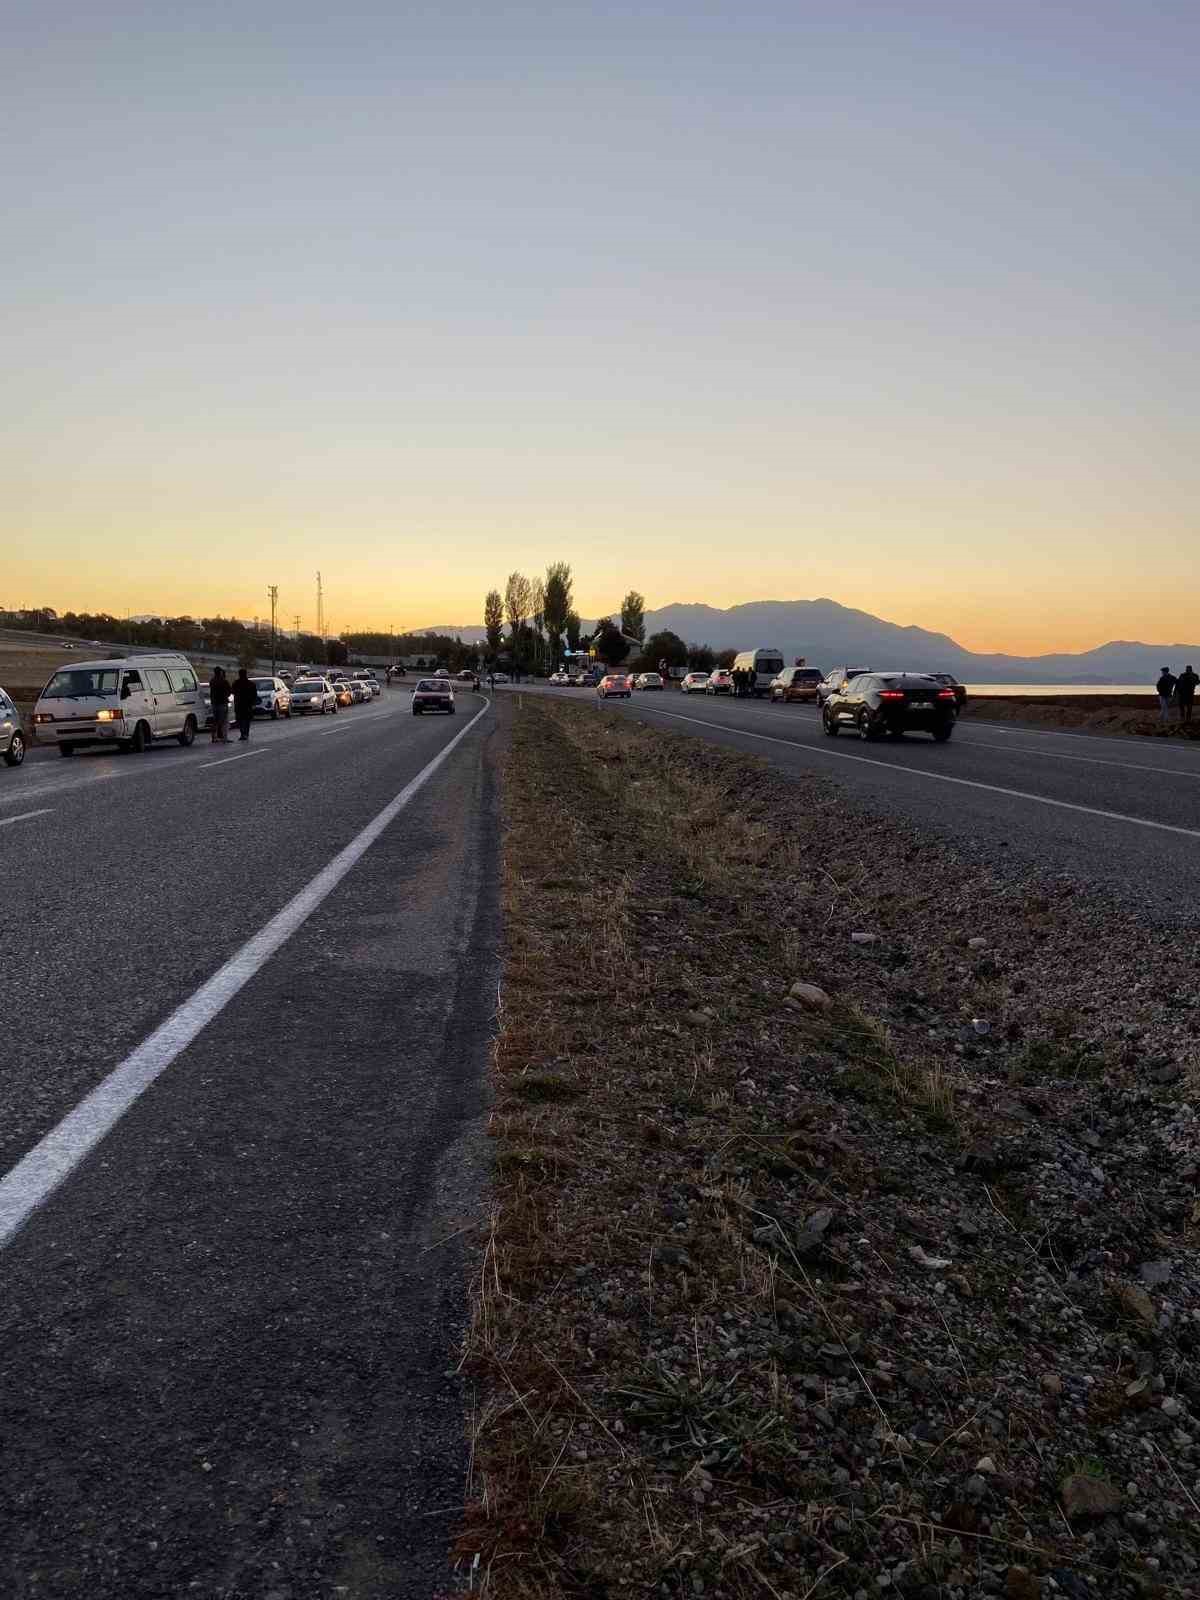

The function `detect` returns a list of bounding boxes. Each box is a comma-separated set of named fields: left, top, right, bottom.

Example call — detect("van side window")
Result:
left=121, top=672, right=143, bottom=697
left=168, top=669, right=197, bottom=691
left=146, top=669, right=172, bottom=693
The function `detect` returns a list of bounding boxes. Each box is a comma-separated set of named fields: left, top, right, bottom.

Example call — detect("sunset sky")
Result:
left=4, top=1, right=1196, bottom=655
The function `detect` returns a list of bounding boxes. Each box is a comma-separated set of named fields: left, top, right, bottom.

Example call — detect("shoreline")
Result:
left=960, top=692, right=1197, bottom=740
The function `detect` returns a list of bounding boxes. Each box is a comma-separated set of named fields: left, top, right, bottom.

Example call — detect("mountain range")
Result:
left=422, top=599, right=1196, bottom=684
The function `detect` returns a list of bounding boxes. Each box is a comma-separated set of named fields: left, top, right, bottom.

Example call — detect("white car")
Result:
left=491, top=672, right=510, bottom=685
left=548, top=671, right=570, bottom=685
left=633, top=672, right=664, bottom=691
left=679, top=672, right=709, bottom=694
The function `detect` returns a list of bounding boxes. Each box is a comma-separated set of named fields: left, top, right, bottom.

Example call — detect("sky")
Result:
left=3, top=0, right=1196, bottom=655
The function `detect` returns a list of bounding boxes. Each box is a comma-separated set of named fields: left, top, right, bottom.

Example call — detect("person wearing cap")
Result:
left=1156, top=666, right=1177, bottom=724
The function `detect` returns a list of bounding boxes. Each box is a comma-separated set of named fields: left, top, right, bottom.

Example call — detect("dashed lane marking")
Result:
left=0, top=809, right=53, bottom=828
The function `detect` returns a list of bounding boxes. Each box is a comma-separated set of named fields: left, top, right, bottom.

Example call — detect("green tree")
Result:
left=504, top=571, right=532, bottom=656
left=687, top=641, right=716, bottom=671
left=621, top=589, right=646, bottom=643
left=543, top=562, right=573, bottom=665
left=594, top=625, right=631, bottom=668
left=565, top=610, right=581, bottom=651
left=484, top=589, right=504, bottom=656
left=641, top=630, right=688, bottom=674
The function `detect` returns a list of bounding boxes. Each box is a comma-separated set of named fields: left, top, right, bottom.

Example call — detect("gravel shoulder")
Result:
left=461, top=696, right=1200, bottom=1599
left=961, top=696, right=1199, bottom=742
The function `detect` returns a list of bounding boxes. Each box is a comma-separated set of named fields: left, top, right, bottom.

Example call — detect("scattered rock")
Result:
left=850, top=932, right=877, bottom=946
left=1041, top=1374, right=1063, bottom=1397
left=1114, top=1281, right=1157, bottom=1326
left=1139, top=1260, right=1173, bottom=1287
left=1061, top=1473, right=1122, bottom=1520
left=908, top=1245, right=952, bottom=1270
left=788, top=981, right=833, bottom=1010
left=1161, top=1397, right=1184, bottom=1419
left=976, top=1455, right=997, bottom=1474
left=806, top=1207, right=834, bottom=1235
left=967, top=937, right=989, bottom=950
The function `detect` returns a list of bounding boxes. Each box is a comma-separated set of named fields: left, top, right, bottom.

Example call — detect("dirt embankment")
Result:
left=962, top=695, right=1199, bottom=741
left=460, top=696, right=1200, bottom=1599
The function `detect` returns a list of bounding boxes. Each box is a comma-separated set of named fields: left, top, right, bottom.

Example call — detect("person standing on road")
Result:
left=746, top=666, right=757, bottom=699
left=1177, top=664, right=1198, bottom=724
left=1157, top=667, right=1177, bottom=724
left=232, top=667, right=256, bottom=742
left=209, top=667, right=231, bottom=744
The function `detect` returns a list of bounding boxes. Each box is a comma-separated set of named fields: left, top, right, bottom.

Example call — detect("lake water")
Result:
left=966, top=684, right=1152, bottom=697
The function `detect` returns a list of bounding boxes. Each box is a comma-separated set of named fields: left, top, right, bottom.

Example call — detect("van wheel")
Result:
left=59, top=742, right=77, bottom=757
left=4, top=732, right=25, bottom=766
left=130, top=721, right=149, bottom=753
left=177, top=716, right=197, bottom=748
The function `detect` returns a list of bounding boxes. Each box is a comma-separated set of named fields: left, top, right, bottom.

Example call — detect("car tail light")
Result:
left=878, top=690, right=905, bottom=701
left=936, top=689, right=956, bottom=700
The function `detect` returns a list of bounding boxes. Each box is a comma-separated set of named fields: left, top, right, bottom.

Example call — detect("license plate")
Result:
left=909, top=700, right=933, bottom=709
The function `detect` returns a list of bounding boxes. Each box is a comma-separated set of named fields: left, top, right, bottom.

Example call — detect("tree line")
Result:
left=481, top=573, right=730, bottom=676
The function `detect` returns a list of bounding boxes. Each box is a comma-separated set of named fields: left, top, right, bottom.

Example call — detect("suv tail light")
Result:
left=878, top=690, right=905, bottom=701
left=936, top=689, right=956, bottom=700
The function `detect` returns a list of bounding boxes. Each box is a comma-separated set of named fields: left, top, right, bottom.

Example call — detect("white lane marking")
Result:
left=199, top=748, right=269, bottom=769
left=0, top=809, right=53, bottom=828
left=0, top=772, right=126, bottom=807
left=955, top=737, right=1200, bottom=779
left=0, top=696, right=491, bottom=1251
left=639, top=707, right=1200, bottom=842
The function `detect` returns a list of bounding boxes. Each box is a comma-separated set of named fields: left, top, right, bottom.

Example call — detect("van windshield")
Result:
left=44, top=668, right=118, bottom=699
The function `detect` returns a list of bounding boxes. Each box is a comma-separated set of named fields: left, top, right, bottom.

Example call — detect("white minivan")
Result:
left=33, top=654, right=202, bottom=756
left=730, top=647, right=785, bottom=698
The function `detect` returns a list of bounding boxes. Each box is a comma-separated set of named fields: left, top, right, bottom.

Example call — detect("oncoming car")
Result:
left=290, top=678, right=338, bottom=714
left=822, top=672, right=957, bottom=742
left=412, top=678, right=455, bottom=715
left=597, top=673, right=632, bottom=699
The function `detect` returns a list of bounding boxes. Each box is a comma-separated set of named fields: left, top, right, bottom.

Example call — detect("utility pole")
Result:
left=316, top=571, right=324, bottom=643
left=268, top=585, right=278, bottom=675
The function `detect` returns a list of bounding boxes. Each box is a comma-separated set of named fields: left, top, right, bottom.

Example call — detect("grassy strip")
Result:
left=458, top=698, right=1197, bottom=1598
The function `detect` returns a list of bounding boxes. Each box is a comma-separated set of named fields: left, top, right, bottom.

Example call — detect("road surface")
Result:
left=0, top=688, right=498, bottom=1598
left=511, top=684, right=1200, bottom=923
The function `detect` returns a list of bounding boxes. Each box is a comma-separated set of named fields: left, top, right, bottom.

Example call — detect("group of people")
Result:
left=1157, top=665, right=1198, bottom=724
left=207, top=666, right=258, bottom=744
left=731, top=666, right=758, bottom=697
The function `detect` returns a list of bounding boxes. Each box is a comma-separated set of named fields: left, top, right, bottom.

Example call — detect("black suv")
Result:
left=822, top=672, right=957, bottom=741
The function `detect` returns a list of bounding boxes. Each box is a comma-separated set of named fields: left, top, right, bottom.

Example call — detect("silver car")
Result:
left=1, top=686, right=25, bottom=767
left=290, top=678, right=338, bottom=715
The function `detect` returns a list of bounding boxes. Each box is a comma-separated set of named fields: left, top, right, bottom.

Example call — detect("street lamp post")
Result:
left=268, top=585, right=278, bottom=676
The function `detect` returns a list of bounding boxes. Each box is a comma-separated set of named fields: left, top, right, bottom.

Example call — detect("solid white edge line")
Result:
left=0, top=809, right=53, bottom=828
left=198, top=748, right=270, bottom=769
left=641, top=706, right=1200, bottom=842
left=0, top=696, right=491, bottom=1251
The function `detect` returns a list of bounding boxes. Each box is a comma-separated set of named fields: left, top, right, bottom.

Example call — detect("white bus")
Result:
left=731, top=647, right=785, bottom=698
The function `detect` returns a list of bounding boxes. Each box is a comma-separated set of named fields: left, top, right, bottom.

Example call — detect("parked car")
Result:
left=0, top=686, right=26, bottom=767
left=548, top=670, right=570, bottom=685
left=352, top=670, right=381, bottom=698
left=434, top=668, right=451, bottom=679
left=816, top=667, right=871, bottom=707
left=33, top=654, right=201, bottom=755
left=731, top=648, right=785, bottom=698
left=770, top=666, right=824, bottom=704
left=332, top=681, right=354, bottom=708
left=490, top=672, right=510, bottom=685
left=679, top=672, right=709, bottom=694
left=633, top=673, right=664, bottom=691
left=821, top=672, right=957, bottom=742
left=705, top=669, right=734, bottom=695
left=344, top=679, right=368, bottom=703
left=249, top=676, right=292, bottom=718
left=413, top=678, right=455, bottom=715
left=929, top=672, right=967, bottom=709
left=597, top=673, right=632, bottom=699
left=290, top=677, right=338, bottom=715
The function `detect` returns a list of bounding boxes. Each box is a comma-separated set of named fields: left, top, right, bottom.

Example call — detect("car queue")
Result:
left=532, top=650, right=968, bottom=744
left=1, top=653, right=482, bottom=771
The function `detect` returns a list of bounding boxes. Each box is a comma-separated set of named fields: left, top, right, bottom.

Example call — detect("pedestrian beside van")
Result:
left=33, top=653, right=202, bottom=756
left=731, top=648, right=784, bottom=699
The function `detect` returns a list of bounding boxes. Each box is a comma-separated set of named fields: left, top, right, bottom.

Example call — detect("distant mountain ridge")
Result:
left=421, top=599, right=1197, bottom=683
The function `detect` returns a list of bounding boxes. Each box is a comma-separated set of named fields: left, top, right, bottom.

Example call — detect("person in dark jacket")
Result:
left=232, top=668, right=257, bottom=741
left=209, top=667, right=231, bottom=744
left=1176, top=664, right=1198, bottom=724
left=1157, top=667, right=1177, bottom=724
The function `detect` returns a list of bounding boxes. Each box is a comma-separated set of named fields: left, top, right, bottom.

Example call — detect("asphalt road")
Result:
left=507, top=684, right=1200, bottom=923
left=0, top=687, right=498, bottom=1598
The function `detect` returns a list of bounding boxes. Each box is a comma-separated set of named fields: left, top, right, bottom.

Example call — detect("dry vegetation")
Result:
left=457, top=697, right=1200, bottom=1600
